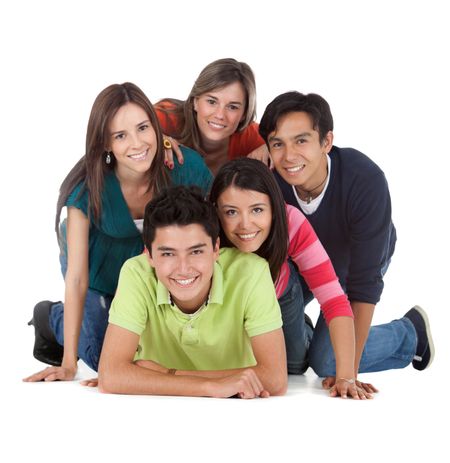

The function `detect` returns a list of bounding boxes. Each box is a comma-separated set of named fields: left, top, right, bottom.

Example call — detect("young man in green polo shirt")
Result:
left=97, top=185, right=287, bottom=398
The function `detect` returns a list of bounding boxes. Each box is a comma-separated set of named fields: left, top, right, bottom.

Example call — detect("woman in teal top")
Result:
left=25, top=82, right=212, bottom=382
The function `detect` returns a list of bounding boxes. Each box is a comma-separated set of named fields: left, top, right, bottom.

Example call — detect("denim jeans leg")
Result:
left=49, top=291, right=111, bottom=372
left=307, top=314, right=335, bottom=377
left=48, top=251, right=112, bottom=372
left=357, top=317, right=416, bottom=373
left=279, top=261, right=313, bottom=374
left=308, top=313, right=418, bottom=377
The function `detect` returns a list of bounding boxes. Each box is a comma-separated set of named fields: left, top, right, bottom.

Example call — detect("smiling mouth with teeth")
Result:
left=286, top=165, right=305, bottom=173
left=172, top=276, right=198, bottom=286
left=208, top=121, right=226, bottom=129
left=128, top=150, right=148, bottom=160
left=237, top=232, right=258, bottom=240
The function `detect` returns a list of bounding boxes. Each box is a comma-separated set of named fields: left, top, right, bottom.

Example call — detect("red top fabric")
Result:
left=227, top=122, right=265, bottom=159
left=155, top=103, right=265, bottom=159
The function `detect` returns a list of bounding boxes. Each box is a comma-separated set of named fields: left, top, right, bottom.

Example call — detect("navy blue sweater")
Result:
left=274, top=146, right=396, bottom=304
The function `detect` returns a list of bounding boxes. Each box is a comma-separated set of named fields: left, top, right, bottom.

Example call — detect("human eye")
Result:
left=138, top=124, right=149, bottom=131
left=114, top=132, right=125, bottom=141
left=191, top=249, right=204, bottom=255
left=296, top=138, right=307, bottom=144
left=252, top=207, right=264, bottom=214
left=161, top=251, right=174, bottom=257
left=224, top=209, right=237, bottom=217
left=270, top=141, right=282, bottom=149
left=228, top=104, right=240, bottom=111
left=206, top=98, right=217, bottom=105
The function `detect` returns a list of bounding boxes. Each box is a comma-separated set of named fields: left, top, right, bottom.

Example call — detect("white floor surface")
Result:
left=4, top=313, right=448, bottom=463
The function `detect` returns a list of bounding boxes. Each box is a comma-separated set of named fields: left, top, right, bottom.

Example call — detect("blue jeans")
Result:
left=48, top=253, right=112, bottom=371
left=279, top=264, right=417, bottom=377
left=296, top=277, right=417, bottom=377
left=308, top=313, right=417, bottom=376
left=279, top=260, right=313, bottom=374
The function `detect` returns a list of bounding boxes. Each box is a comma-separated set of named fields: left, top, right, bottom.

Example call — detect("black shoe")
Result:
left=28, top=301, right=64, bottom=366
left=404, top=305, right=435, bottom=370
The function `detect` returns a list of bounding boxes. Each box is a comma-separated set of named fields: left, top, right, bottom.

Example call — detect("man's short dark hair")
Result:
left=143, top=185, right=219, bottom=253
left=259, top=91, right=334, bottom=145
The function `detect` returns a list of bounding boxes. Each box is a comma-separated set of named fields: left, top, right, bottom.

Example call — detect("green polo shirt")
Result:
left=109, top=248, right=282, bottom=370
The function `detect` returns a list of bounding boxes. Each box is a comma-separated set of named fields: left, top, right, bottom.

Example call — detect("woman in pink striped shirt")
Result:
left=210, top=158, right=372, bottom=399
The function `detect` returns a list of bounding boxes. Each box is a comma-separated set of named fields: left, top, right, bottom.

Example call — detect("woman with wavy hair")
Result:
left=156, top=58, right=269, bottom=175
left=25, top=82, right=212, bottom=382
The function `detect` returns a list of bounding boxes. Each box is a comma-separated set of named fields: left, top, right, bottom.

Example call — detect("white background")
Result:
left=1, top=1, right=449, bottom=462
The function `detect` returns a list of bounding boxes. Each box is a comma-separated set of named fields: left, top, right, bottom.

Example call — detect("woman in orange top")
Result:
left=156, top=58, right=269, bottom=175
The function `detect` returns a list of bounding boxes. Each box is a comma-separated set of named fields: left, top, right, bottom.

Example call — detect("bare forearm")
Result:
left=351, top=301, right=375, bottom=374
left=100, top=325, right=286, bottom=398
left=135, top=330, right=288, bottom=396
left=99, top=361, right=212, bottom=397
left=328, top=316, right=356, bottom=379
left=176, top=364, right=285, bottom=395
left=136, top=361, right=286, bottom=395
left=176, top=330, right=288, bottom=396
left=62, top=280, right=88, bottom=368
left=64, top=207, right=90, bottom=369
left=177, top=367, right=243, bottom=378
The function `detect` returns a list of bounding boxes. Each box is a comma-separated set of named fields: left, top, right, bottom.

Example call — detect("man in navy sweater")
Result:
left=259, top=91, right=434, bottom=391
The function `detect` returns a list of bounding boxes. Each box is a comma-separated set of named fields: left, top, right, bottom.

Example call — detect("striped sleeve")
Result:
left=286, top=204, right=353, bottom=325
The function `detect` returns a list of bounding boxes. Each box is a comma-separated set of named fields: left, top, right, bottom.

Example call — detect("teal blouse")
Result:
left=61, top=146, right=212, bottom=296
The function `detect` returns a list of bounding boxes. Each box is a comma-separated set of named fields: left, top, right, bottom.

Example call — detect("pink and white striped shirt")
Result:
left=275, top=204, right=353, bottom=325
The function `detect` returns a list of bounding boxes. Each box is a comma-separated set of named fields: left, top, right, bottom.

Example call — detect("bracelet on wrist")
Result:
left=338, top=378, right=355, bottom=384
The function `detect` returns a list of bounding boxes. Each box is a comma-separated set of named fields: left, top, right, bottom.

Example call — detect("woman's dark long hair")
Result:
left=55, top=82, right=171, bottom=235
left=209, top=158, right=289, bottom=282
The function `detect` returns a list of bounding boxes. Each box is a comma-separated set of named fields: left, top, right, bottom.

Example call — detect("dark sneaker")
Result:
left=404, top=305, right=435, bottom=370
left=28, top=301, right=64, bottom=366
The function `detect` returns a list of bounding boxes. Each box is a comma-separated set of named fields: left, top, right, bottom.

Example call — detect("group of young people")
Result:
left=24, top=58, right=434, bottom=400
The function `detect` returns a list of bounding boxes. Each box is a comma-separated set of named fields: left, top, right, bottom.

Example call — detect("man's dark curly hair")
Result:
left=143, top=185, right=219, bottom=254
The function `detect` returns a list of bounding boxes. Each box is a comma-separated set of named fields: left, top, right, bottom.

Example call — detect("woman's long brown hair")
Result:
left=55, top=82, right=171, bottom=236
left=156, top=58, right=257, bottom=156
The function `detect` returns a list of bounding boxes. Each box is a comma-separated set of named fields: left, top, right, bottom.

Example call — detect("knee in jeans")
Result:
left=288, top=362, right=309, bottom=375
left=83, top=349, right=100, bottom=372
left=309, top=346, right=336, bottom=378
left=279, top=287, right=304, bottom=323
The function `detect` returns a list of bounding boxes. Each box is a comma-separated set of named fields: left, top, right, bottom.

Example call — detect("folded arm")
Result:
left=172, top=328, right=287, bottom=396
left=98, top=324, right=286, bottom=398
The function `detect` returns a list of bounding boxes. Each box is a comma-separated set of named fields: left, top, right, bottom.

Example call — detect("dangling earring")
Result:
left=106, top=152, right=111, bottom=164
